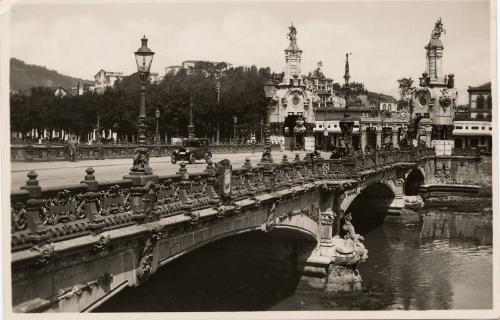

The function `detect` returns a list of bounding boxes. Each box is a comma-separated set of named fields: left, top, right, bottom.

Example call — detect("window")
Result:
left=319, top=125, right=323, bottom=128
left=489, top=127, right=492, bottom=131
left=471, top=126, right=479, bottom=130
left=476, top=113, right=484, bottom=120
left=482, top=127, right=485, bottom=130
left=455, top=126, right=463, bottom=129
left=476, top=95, right=485, bottom=109
left=487, top=96, right=492, bottom=109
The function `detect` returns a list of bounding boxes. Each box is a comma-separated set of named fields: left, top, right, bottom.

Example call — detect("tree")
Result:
left=397, top=77, right=415, bottom=111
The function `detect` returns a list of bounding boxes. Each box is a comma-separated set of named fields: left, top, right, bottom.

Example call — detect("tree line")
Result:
left=11, top=60, right=408, bottom=144
left=10, top=63, right=271, bottom=143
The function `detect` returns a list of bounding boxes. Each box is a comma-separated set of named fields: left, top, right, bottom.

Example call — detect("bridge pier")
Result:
left=297, top=187, right=367, bottom=294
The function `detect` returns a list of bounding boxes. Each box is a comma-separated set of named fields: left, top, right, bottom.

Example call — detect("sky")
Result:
left=9, top=0, right=492, bottom=104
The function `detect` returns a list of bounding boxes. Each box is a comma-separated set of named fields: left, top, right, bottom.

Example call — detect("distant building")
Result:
left=54, top=87, right=68, bottom=97
left=164, top=60, right=232, bottom=76
left=94, top=69, right=125, bottom=94
left=54, top=82, right=95, bottom=97
left=452, top=82, right=492, bottom=151
left=379, top=101, right=398, bottom=112
left=70, top=84, right=83, bottom=96
left=467, top=82, right=492, bottom=121
left=149, top=72, right=160, bottom=84
left=452, top=120, right=492, bottom=150
left=165, top=65, right=182, bottom=75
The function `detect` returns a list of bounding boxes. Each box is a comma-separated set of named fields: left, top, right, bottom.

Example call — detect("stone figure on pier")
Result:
left=342, top=212, right=364, bottom=248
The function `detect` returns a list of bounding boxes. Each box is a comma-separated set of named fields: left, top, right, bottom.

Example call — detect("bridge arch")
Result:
left=344, top=181, right=396, bottom=235
left=404, top=168, right=426, bottom=195
left=154, top=212, right=319, bottom=271
left=96, top=225, right=318, bottom=312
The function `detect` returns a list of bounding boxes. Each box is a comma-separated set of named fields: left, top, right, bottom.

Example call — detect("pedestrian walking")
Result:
left=68, top=136, right=78, bottom=162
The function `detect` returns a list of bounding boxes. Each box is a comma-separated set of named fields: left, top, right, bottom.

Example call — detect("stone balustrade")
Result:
left=10, top=143, right=281, bottom=162
left=10, top=148, right=435, bottom=252
left=451, top=147, right=481, bottom=157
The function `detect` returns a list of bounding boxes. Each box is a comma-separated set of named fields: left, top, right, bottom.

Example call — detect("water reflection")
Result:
left=357, top=223, right=491, bottom=310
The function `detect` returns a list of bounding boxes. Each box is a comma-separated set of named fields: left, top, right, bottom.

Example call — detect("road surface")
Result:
left=10, top=151, right=311, bottom=191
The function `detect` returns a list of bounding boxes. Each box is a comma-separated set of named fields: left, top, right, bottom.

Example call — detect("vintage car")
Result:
left=171, top=138, right=212, bottom=164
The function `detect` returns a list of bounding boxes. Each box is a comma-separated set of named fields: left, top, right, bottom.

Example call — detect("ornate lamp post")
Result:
left=128, top=35, right=155, bottom=178
left=215, top=74, right=221, bottom=144
left=260, top=118, right=264, bottom=143
left=188, top=91, right=195, bottom=139
left=339, top=53, right=354, bottom=154
left=95, top=114, right=102, bottom=144
left=233, top=116, right=238, bottom=144
left=261, top=76, right=275, bottom=163
left=155, top=106, right=160, bottom=144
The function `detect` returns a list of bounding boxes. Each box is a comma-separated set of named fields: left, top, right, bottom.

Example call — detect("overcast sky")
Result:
left=10, top=0, right=492, bottom=104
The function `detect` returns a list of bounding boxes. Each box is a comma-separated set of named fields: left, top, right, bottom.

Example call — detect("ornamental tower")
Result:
left=411, top=18, right=457, bottom=154
left=283, top=23, right=303, bottom=86
left=268, top=23, right=319, bottom=151
left=425, top=18, right=446, bottom=84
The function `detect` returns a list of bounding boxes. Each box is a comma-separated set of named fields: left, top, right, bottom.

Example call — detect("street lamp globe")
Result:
left=263, top=78, right=275, bottom=98
left=233, top=116, right=238, bottom=125
left=134, top=35, right=155, bottom=74
left=155, top=107, right=160, bottom=119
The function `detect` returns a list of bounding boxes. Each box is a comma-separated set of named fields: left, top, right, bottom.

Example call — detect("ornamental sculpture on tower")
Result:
left=431, top=17, right=446, bottom=39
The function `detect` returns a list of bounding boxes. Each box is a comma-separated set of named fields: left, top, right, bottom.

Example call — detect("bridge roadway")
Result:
left=10, top=150, right=308, bottom=190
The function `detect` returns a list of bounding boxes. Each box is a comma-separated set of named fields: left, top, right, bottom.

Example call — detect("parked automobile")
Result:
left=171, top=138, right=212, bottom=164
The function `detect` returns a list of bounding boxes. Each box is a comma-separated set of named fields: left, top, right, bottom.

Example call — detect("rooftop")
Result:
left=468, top=82, right=491, bottom=92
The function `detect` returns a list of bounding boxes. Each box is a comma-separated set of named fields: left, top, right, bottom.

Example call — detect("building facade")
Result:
left=452, top=82, right=492, bottom=151
left=164, top=60, right=233, bottom=76
left=467, top=82, right=492, bottom=121
left=94, top=69, right=125, bottom=94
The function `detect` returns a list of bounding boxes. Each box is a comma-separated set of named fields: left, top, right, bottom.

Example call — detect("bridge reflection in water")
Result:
left=95, top=208, right=492, bottom=312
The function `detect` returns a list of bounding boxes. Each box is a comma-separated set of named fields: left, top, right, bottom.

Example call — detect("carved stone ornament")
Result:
left=439, top=89, right=452, bottom=110
left=136, top=227, right=162, bottom=280
left=92, top=234, right=111, bottom=253
left=130, top=147, right=153, bottom=175
left=32, top=243, right=56, bottom=267
left=321, top=210, right=335, bottom=225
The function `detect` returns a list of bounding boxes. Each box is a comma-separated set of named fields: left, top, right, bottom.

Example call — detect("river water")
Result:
left=96, top=209, right=492, bottom=312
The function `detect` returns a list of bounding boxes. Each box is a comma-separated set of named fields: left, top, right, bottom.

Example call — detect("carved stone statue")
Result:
left=342, top=212, right=364, bottom=247
left=431, top=17, right=446, bottom=39
left=288, top=23, right=297, bottom=43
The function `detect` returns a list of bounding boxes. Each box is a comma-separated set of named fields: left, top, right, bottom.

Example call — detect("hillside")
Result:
left=10, top=58, right=92, bottom=93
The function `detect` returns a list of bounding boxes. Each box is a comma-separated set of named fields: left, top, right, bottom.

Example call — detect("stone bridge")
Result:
left=10, top=148, right=482, bottom=313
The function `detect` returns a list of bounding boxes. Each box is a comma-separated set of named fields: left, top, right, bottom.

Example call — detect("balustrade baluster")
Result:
left=20, top=171, right=50, bottom=244
left=80, top=168, right=106, bottom=231
left=205, top=160, right=221, bottom=203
